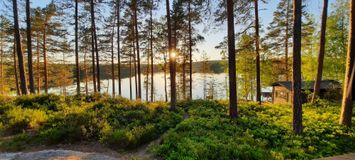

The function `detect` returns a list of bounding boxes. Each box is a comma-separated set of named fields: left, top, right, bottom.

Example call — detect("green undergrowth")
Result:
left=0, top=95, right=354, bottom=160
left=152, top=100, right=355, bottom=160
left=0, top=94, right=183, bottom=151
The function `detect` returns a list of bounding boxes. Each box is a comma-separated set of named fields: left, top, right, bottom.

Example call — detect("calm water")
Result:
left=49, top=73, right=229, bottom=101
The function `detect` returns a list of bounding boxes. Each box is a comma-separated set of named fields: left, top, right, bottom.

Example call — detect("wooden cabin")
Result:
left=271, top=80, right=342, bottom=104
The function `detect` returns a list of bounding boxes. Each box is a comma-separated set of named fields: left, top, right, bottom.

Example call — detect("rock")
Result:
left=0, top=149, right=118, bottom=160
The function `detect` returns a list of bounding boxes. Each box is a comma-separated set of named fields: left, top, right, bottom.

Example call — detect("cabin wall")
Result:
left=273, top=86, right=292, bottom=104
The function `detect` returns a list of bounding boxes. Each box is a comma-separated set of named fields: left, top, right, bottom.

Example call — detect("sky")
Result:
left=1, top=0, right=338, bottom=61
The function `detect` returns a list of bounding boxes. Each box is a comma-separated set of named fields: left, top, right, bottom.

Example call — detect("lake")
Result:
left=49, top=72, right=229, bottom=101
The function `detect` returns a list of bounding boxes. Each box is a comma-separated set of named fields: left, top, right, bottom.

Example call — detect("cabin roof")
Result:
left=271, top=80, right=341, bottom=91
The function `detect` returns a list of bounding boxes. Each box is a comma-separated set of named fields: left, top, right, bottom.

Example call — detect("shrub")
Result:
left=5, top=107, right=48, bottom=134
left=14, top=94, right=62, bottom=111
left=102, top=124, right=159, bottom=149
left=38, top=111, right=104, bottom=144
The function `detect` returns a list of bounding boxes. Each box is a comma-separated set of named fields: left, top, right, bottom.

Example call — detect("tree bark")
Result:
left=43, top=26, right=48, bottom=94
left=90, top=0, right=100, bottom=92
left=339, top=0, right=354, bottom=127
left=26, top=0, right=35, bottom=94
left=312, top=0, right=329, bottom=103
left=146, top=47, right=149, bottom=101
left=13, top=41, right=20, bottom=96
left=166, top=0, right=176, bottom=110
left=164, top=50, right=168, bottom=102
left=36, top=34, right=40, bottom=94
left=285, top=0, right=290, bottom=81
left=0, top=35, right=3, bottom=94
left=133, top=41, right=138, bottom=99
left=133, top=0, right=142, bottom=99
left=75, top=0, right=80, bottom=95
left=91, top=28, right=97, bottom=92
left=117, top=0, right=122, bottom=96
left=111, top=20, right=115, bottom=97
left=13, top=0, right=28, bottom=95
left=150, top=0, right=154, bottom=102
left=129, top=47, right=133, bottom=100
left=255, top=0, right=261, bottom=104
left=292, top=0, right=303, bottom=134
left=182, top=51, right=187, bottom=99
left=227, top=0, right=237, bottom=119
left=84, top=51, right=88, bottom=95
left=188, top=0, right=193, bottom=100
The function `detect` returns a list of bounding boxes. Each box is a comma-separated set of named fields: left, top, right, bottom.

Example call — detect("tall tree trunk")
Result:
left=285, top=0, right=290, bottom=81
left=166, top=0, right=176, bottom=110
left=133, top=0, right=142, bottom=99
left=84, top=51, right=88, bottom=95
left=36, top=34, right=40, bottom=94
left=129, top=48, right=133, bottom=100
left=146, top=49, right=149, bottom=101
left=13, top=41, right=20, bottom=95
left=339, top=0, right=354, bottom=127
left=312, top=0, right=329, bottom=102
left=133, top=41, right=138, bottom=99
left=90, top=0, right=100, bottom=92
left=111, top=23, right=115, bottom=97
left=164, top=50, right=168, bottom=102
left=117, top=0, right=122, bottom=96
left=183, top=55, right=187, bottom=99
left=13, top=0, right=28, bottom=95
left=62, top=52, right=66, bottom=96
left=292, top=0, right=303, bottom=134
left=255, top=0, right=261, bottom=104
left=91, top=29, right=97, bottom=92
left=150, top=0, right=154, bottom=102
left=227, top=0, right=237, bottom=119
left=188, top=0, right=193, bottom=100
left=183, top=37, right=188, bottom=99
left=26, top=0, right=35, bottom=94
left=75, top=0, right=80, bottom=95
left=94, top=29, right=100, bottom=92
left=43, top=26, right=48, bottom=94
left=0, top=36, right=3, bottom=95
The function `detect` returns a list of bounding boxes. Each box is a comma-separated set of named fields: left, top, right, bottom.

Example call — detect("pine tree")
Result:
left=265, top=0, right=292, bottom=81
left=74, top=0, right=80, bottom=95
left=254, top=0, right=261, bottom=104
left=227, top=0, right=237, bottom=119
left=312, top=0, right=329, bottom=102
left=12, top=0, right=28, bottom=95
left=26, top=0, right=35, bottom=94
left=132, top=0, right=142, bottom=99
left=339, top=0, right=354, bottom=127
left=149, top=0, right=154, bottom=102
left=13, top=40, right=20, bottom=95
left=166, top=0, right=176, bottom=110
left=292, top=0, right=303, bottom=134
left=90, top=0, right=100, bottom=92
left=116, top=0, right=122, bottom=96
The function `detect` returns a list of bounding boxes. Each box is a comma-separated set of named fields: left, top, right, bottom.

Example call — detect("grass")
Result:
left=0, top=94, right=354, bottom=159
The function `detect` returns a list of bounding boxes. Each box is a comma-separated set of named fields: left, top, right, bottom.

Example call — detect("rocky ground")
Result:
left=0, top=140, right=158, bottom=160
left=0, top=149, right=118, bottom=160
